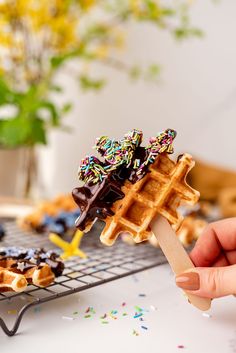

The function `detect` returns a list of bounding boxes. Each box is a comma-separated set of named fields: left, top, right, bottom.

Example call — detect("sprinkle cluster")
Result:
left=94, top=129, right=143, bottom=170
left=135, top=129, right=176, bottom=176
left=79, top=156, right=107, bottom=184
left=78, top=128, right=176, bottom=184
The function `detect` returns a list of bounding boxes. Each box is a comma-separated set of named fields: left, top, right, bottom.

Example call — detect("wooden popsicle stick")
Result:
left=151, top=215, right=211, bottom=311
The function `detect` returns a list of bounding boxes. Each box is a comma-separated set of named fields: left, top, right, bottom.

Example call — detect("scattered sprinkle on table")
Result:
left=139, top=294, right=146, bottom=297
left=66, top=303, right=153, bottom=335
left=110, top=310, right=118, bottom=315
left=134, top=313, right=143, bottom=319
left=62, top=316, right=74, bottom=321
left=133, top=329, right=139, bottom=336
left=177, top=345, right=185, bottom=349
left=132, top=275, right=139, bottom=282
left=202, top=312, right=211, bottom=318
left=7, top=310, right=17, bottom=315
left=34, top=306, right=41, bottom=313
left=150, top=305, right=157, bottom=311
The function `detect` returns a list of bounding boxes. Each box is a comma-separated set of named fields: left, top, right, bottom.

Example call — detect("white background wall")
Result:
left=39, top=0, right=236, bottom=197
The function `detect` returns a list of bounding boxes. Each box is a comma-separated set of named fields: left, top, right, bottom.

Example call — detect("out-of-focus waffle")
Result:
left=218, top=187, right=236, bottom=217
left=100, top=153, right=199, bottom=246
left=188, top=159, right=236, bottom=201
left=123, top=213, right=208, bottom=248
left=19, top=194, right=79, bottom=235
left=177, top=216, right=207, bottom=245
left=0, top=247, right=64, bottom=292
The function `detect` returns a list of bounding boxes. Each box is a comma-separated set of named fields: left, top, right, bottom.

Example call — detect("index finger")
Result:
left=190, top=218, right=236, bottom=267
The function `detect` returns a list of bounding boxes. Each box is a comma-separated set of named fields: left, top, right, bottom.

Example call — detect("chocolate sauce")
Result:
left=72, top=146, right=149, bottom=231
left=72, top=176, right=125, bottom=230
left=177, top=154, right=184, bottom=162
left=0, top=247, right=64, bottom=276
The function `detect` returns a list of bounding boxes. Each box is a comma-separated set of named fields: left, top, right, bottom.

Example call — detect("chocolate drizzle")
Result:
left=0, top=247, right=64, bottom=276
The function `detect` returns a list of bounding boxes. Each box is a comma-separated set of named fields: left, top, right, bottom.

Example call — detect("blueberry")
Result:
left=42, top=215, right=54, bottom=226
left=48, top=222, right=65, bottom=235
left=72, top=209, right=80, bottom=218
left=56, top=212, right=70, bottom=221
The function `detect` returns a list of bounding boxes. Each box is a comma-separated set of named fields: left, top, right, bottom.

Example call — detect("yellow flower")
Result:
left=79, top=0, right=95, bottom=10
left=93, top=44, right=109, bottom=59
left=129, top=0, right=142, bottom=16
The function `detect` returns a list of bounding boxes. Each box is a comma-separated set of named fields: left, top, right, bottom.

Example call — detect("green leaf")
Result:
left=129, top=66, right=141, bottom=80
left=0, top=79, right=18, bottom=105
left=146, top=64, right=161, bottom=79
left=50, top=49, right=80, bottom=69
left=146, top=0, right=161, bottom=20
left=61, top=102, right=72, bottom=113
left=50, top=85, right=63, bottom=93
left=174, top=27, right=204, bottom=40
left=79, top=75, right=106, bottom=91
left=0, top=117, right=47, bottom=147
left=38, top=101, right=60, bottom=126
left=29, top=118, right=47, bottom=145
left=0, top=118, right=30, bottom=147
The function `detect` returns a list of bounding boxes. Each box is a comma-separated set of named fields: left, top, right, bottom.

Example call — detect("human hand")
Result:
left=175, top=218, right=236, bottom=298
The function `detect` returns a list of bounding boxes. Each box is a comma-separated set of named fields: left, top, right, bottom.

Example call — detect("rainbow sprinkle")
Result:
left=79, top=156, right=107, bottom=184
left=78, top=128, right=176, bottom=184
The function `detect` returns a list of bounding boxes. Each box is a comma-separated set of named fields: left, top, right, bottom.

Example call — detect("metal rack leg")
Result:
left=0, top=302, right=38, bottom=337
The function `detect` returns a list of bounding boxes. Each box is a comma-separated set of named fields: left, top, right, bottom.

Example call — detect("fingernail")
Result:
left=175, top=272, right=200, bottom=291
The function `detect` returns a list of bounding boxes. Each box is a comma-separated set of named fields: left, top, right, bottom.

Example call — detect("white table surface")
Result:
left=1, top=263, right=236, bottom=353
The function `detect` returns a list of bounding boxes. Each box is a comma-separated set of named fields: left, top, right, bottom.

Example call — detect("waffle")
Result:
left=0, top=261, right=54, bottom=292
left=0, top=268, right=27, bottom=293
left=0, top=247, right=64, bottom=292
left=218, top=187, right=236, bottom=217
left=100, top=153, right=199, bottom=246
left=19, top=194, right=78, bottom=233
left=177, top=216, right=207, bottom=245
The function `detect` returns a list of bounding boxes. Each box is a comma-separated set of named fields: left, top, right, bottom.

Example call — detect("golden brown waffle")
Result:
left=0, top=258, right=55, bottom=292
left=0, top=268, right=27, bottom=293
left=100, top=153, right=199, bottom=246
left=24, top=264, right=55, bottom=287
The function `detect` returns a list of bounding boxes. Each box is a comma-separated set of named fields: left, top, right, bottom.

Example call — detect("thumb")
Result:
left=175, top=264, right=236, bottom=298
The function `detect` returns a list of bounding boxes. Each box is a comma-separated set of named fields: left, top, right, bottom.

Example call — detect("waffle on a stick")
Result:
left=72, top=129, right=200, bottom=241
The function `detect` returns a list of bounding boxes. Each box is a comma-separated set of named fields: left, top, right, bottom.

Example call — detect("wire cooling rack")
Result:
left=0, top=220, right=167, bottom=337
